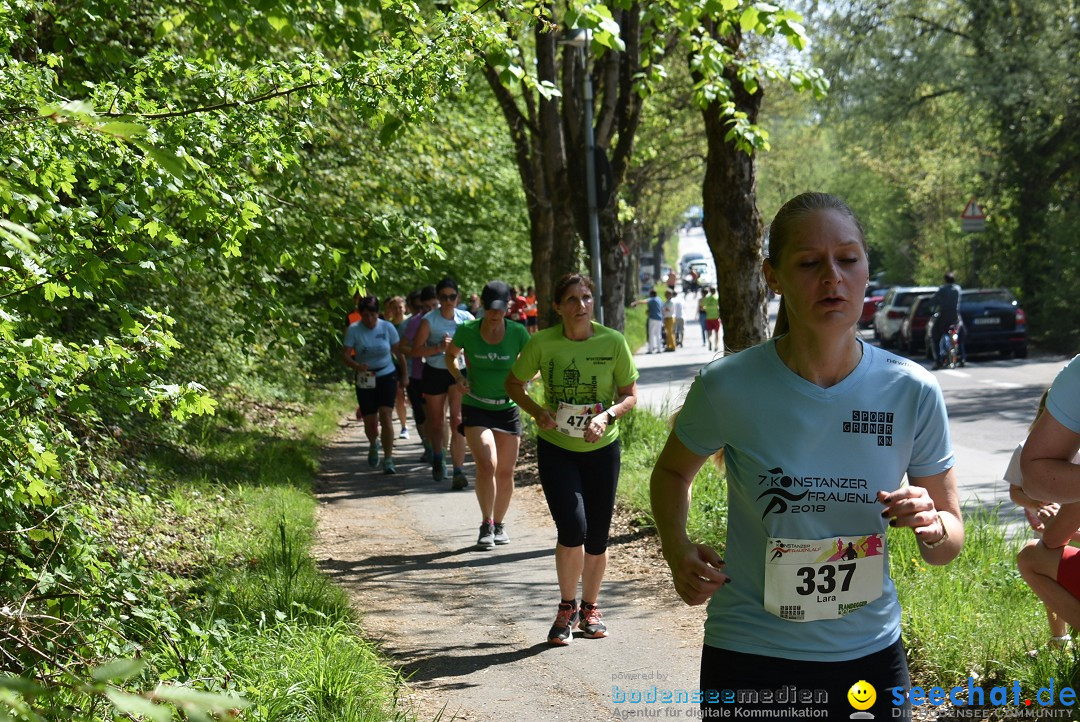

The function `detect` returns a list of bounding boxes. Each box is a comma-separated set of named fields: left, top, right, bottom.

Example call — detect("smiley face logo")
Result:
left=847, top=680, right=876, bottom=711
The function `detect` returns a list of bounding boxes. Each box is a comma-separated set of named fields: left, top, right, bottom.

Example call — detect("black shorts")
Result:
left=355, top=372, right=398, bottom=416
left=422, top=365, right=456, bottom=396
left=537, top=437, right=620, bottom=556
left=526, top=316, right=538, bottom=328
left=458, top=404, right=522, bottom=436
left=699, top=637, right=911, bottom=720
left=406, top=379, right=426, bottom=425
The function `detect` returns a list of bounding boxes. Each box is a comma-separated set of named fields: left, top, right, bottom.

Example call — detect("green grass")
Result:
left=623, top=299, right=647, bottom=353
left=132, top=385, right=417, bottom=722
left=615, top=404, right=1079, bottom=698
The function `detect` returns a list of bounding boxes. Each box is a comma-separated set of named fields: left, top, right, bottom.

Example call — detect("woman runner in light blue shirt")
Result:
left=650, top=193, right=963, bottom=720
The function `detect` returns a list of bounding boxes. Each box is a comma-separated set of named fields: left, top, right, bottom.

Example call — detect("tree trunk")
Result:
left=698, top=30, right=768, bottom=353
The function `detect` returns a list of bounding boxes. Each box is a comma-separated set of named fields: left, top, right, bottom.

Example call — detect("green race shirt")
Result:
left=453, top=319, right=531, bottom=410
left=702, top=295, right=720, bottom=320
left=510, top=322, right=639, bottom=452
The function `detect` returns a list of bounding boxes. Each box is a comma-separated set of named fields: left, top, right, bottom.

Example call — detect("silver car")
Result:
left=873, top=286, right=938, bottom=349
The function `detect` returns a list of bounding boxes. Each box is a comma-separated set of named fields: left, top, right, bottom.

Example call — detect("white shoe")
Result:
left=398, top=426, right=409, bottom=440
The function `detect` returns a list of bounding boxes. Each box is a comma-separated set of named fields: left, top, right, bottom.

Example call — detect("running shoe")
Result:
left=547, top=602, right=579, bottom=645
left=578, top=602, right=607, bottom=639
left=493, top=522, right=510, bottom=545
left=383, top=458, right=396, bottom=475
left=367, top=442, right=379, bottom=468
left=399, top=426, right=409, bottom=440
left=432, top=456, right=446, bottom=482
left=451, top=470, right=468, bottom=490
left=476, top=521, right=495, bottom=550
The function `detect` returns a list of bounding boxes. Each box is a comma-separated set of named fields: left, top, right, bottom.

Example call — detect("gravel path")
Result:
left=314, top=418, right=708, bottom=722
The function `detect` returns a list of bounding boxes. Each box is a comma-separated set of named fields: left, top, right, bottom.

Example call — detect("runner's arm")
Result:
left=445, top=341, right=469, bottom=392
left=650, top=432, right=729, bottom=605
left=1021, top=411, right=1080, bottom=503
left=879, top=467, right=963, bottom=565
left=1040, top=501, right=1080, bottom=548
left=504, top=372, right=555, bottom=429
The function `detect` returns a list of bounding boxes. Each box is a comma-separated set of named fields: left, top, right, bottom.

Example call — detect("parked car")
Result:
left=679, top=252, right=705, bottom=276
left=873, top=286, right=938, bottom=348
left=924, top=288, right=1028, bottom=359
left=897, top=294, right=935, bottom=354
left=859, top=287, right=886, bottom=329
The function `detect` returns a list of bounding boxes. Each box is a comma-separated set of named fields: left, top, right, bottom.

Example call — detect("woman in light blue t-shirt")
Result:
left=650, top=193, right=963, bottom=721
left=409, top=277, right=474, bottom=487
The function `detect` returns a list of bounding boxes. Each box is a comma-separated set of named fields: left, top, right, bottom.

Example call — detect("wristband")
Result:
left=918, top=512, right=949, bottom=549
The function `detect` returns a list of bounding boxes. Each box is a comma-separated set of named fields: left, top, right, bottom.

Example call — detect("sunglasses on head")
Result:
left=439, top=293, right=458, bottom=301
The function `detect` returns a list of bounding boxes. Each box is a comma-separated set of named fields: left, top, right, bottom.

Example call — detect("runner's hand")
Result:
left=878, top=487, right=942, bottom=543
left=534, top=409, right=557, bottom=430
left=454, top=375, right=470, bottom=393
left=1036, top=502, right=1061, bottom=522
left=664, top=541, right=730, bottom=606
left=584, top=413, right=607, bottom=443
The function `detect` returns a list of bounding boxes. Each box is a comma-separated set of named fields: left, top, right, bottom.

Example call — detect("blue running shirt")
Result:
left=674, top=339, right=953, bottom=661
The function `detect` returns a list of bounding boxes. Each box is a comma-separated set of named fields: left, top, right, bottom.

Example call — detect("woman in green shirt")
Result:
left=505, top=273, right=639, bottom=645
left=446, top=281, right=532, bottom=550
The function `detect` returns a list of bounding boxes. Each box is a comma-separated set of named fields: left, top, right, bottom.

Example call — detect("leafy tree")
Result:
left=810, top=0, right=1080, bottom=349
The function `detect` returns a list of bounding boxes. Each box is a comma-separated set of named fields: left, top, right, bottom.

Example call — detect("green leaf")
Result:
left=739, top=6, right=759, bottom=32
left=96, top=122, right=148, bottom=139
left=93, top=658, right=147, bottom=683
left=133, top=141, right=188, bottom=182
left=104, top=689, right=171, bottom=722
left=153, top=685, right=250, bottom=712
left=267, top=15, right=290, bottom=31
left=0, top=675, right=45, bottom=696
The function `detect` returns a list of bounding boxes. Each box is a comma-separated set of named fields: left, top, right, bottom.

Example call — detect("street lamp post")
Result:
left=560, top=29, right=604, bottom=325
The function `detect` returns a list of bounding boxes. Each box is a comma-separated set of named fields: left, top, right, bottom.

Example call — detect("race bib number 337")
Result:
left=763, top=534, right=885, bottom=622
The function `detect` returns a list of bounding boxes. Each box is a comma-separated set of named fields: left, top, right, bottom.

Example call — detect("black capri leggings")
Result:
left=536, top=436, right=620, bottom=556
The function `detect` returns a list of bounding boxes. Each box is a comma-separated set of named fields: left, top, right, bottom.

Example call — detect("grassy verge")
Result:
left=623, top=300, right=647, bottom=354
left=615, top=404, right=1078, bottom=699
left=128, top=385, right=415, bottom=721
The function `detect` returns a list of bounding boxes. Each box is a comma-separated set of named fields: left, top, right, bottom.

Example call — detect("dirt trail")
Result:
left=314, top=419, right=708, bottom=722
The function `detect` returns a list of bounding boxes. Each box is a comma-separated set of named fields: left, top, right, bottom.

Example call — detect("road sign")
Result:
left=961, top=198, right=986, bottom=233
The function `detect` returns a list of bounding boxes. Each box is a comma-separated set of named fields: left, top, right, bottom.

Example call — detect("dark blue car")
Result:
left=925, top=288, right=1028, bottom=359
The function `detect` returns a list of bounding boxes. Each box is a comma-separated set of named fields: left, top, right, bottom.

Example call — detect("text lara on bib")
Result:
left=763, top=534, right=885, bottom=622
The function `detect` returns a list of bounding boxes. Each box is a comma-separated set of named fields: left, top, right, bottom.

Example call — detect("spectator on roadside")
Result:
left=662, top=290, right=677, bottom=352
left=673, top=292, right=685, bottom=348
left=638, top=290, right=663, bottom=354
left=1021, top=354, right=1080, bottom=504
left=1008, top=388, right=1079, bottom=652
left=650, top=192, right=962, bottom=720
left=1016, top=354, right=1080, bottom=652
left=929, top=271, right=965, bottom=369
